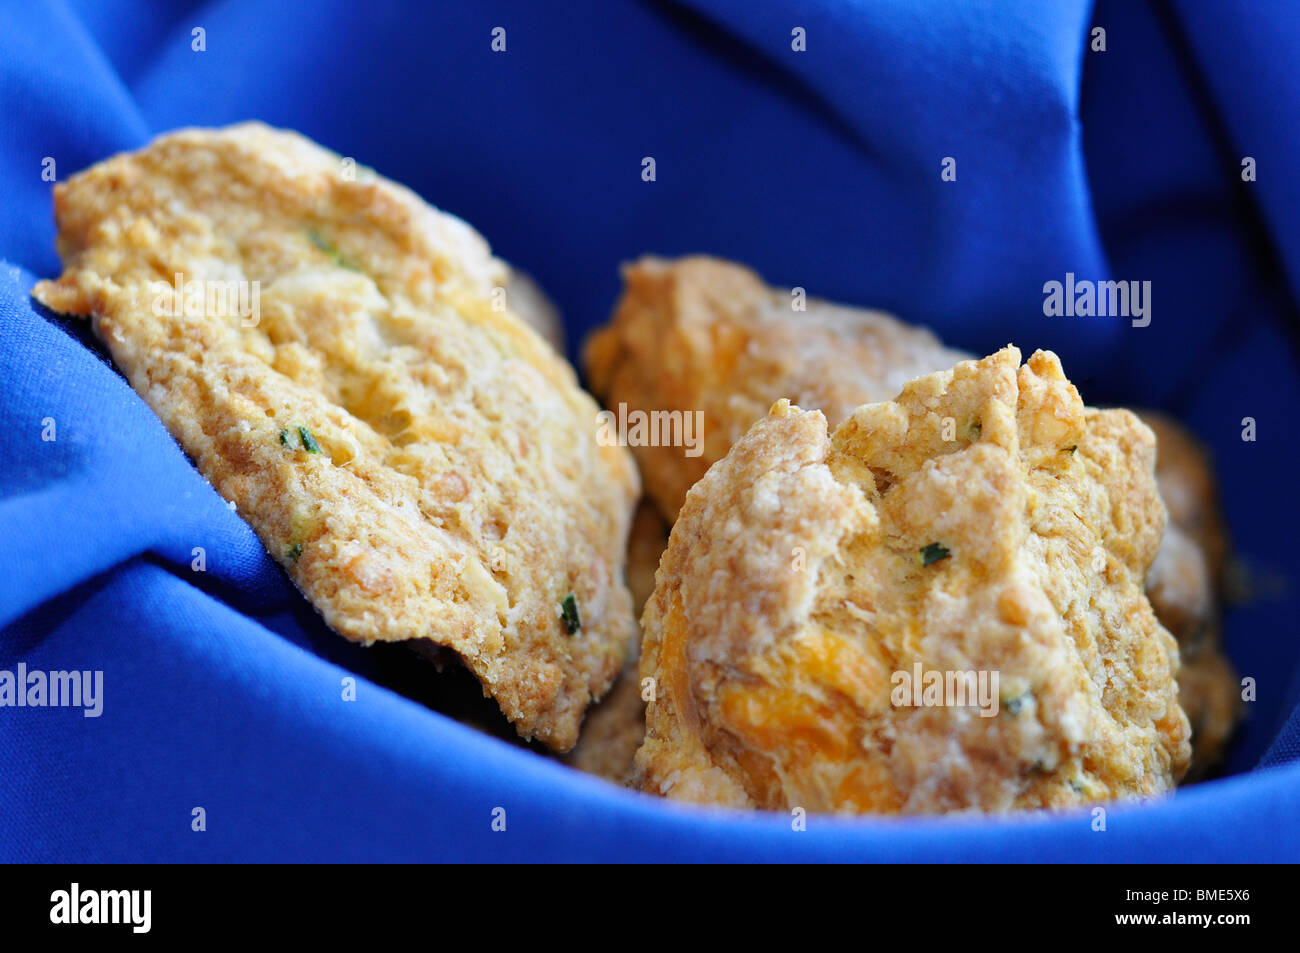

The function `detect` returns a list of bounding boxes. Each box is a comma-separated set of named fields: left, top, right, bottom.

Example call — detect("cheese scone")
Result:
left=584, top=255, right=1237, bottom=776
left=33, top=123, right=638, bottom=751
left=584, top=255, right=969, bottom=524
left=566, top=477, right=1237, bottom=789
left=633, top=348, right=1192, bottom=813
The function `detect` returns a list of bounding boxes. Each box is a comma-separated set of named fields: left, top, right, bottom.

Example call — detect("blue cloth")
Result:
left=2, top=0, right=1298, bottom=861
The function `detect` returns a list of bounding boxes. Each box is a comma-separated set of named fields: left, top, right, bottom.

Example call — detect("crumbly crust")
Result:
left=582, top=256, right=1236, bottom=780
left=34, top=123, right=639, bottom=750
left=633, top=348, right=1191, bottom=813
left=584, top=255, right=968, bottom=523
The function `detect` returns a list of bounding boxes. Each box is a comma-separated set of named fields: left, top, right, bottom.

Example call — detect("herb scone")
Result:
left=581, top=254, right=1237, bottom=779
left=33, top=122, right=639, bottom=750
left=633, top=348, right=1192, bottom=812
left=584, top=255, right=969, bottom=524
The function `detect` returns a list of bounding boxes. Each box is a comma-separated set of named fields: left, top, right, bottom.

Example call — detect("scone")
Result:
left=633, top=348, right=1192, bottom=813
left=33, top=123, right=639, bottom=751
left=583, top=255, right=1238, bottom=776
left=584, top=255, right=969, bottom=523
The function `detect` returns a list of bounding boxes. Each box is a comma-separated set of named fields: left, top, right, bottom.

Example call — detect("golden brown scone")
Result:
left=587, top=256, right=1236, bottom=780
left=33, top=123, right=639, bottom=751
left=584, top=255, right=968, bottom=523
left=564, top=501, right=667, bottom=783
left=633, top=348, right=1191, bottom=813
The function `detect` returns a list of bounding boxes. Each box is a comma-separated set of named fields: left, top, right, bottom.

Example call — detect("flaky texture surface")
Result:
left=583, top=255, right=1237, bottom=780
left=633, top=348, right=1191, bottom=813
left=584, top=255, right=968, bottom=523
left=33, top=123, right=639, bottom=750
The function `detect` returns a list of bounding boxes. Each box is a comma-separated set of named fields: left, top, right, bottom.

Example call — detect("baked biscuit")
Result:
left=33, top=123, right=639, bottom=751
left=584, top=255, right=1238, bottom=777
left=633, top=348, right=1191, bottom=813
left=584, top=255, right=968, bottom=523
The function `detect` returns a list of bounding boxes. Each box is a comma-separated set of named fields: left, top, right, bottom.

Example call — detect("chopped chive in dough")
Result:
left=965, top=419, right=982, bottom=440
left=918, top=542, right=951, bottom=567
left=298, top=426, right=322, bottom=454
left=1068, top=778, right=1086, bottom=794
left=286, top=542, right=303, bottom=562
left=1004, top=691, right=1032, bottom=716
left=1064, top=444, right=1078, bottom=454
left=306, top=228, right=360, bottom=271
left=279, top=428, right=291, bottom=447
left=560, top=593, right=581, bottom=634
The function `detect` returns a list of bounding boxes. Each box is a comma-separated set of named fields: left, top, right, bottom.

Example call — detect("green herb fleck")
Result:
left=298, top=426, right=322, bottom=454
left=965, top=419, right=982, bottom=441
left=560, top=593, right=581, bottom=634
left=279, top=428, right=291, bottom=447
left=306, top=228, right=360, bottom=271
left=918, top=542, right=951, bottom=567
left=1068, top=777, right=1086, bottom=794
left=1004, top=691, right=1033, bottom=716
left=1063, top=444, right=1078, bottom=454
left=287, top=542, right=303, bottom=562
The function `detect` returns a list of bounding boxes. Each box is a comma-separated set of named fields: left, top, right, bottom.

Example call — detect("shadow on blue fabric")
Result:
left=1, top=0, right=1297, bottom=861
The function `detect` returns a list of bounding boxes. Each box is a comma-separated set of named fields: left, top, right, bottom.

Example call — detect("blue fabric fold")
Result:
left=1, top=0, right=1297, bottom=861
